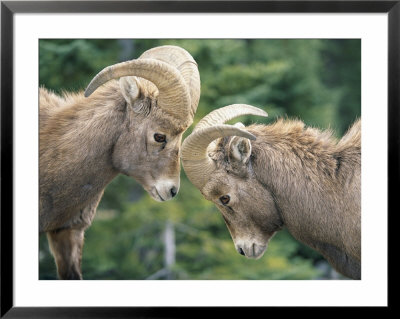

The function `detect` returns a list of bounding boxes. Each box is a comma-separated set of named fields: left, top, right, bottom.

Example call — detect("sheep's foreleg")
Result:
left=47, top=228, right=84, bottom=280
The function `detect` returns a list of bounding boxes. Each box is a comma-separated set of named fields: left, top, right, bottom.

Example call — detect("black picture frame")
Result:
left=1, top=0, right=396, bottom=317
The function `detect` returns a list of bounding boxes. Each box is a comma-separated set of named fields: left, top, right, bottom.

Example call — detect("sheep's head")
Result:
left=85, top=45, right=200, bottom=201
left=182, top=105, right=283, bottom=259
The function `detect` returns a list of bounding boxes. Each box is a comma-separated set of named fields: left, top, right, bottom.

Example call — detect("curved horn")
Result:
left=181, top=104, right=267, bottom=190
left=139, top=45, right=201, bottom=117
left=84, top=58, right=192, bottom=124
left=193, top=104, right=268, bottom=132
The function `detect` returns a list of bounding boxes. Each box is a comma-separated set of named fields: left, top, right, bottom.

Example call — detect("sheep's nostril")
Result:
left=238, top=248, right=245, bottom=256
left=170, top=186, right=177, bottom=198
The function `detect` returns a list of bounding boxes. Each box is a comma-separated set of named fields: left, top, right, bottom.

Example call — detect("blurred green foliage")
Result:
left=39, top=39, right=360, bottom=280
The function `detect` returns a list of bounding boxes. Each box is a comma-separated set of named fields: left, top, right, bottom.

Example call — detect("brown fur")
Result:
left=40, top=79, right=191, bottom=279
left=201, top=119, right=361, bottom=279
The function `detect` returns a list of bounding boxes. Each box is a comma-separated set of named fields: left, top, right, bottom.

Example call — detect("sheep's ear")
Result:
left=119, top=76, right=146, bottom=113
left=228, top=135, right=252, bottom=165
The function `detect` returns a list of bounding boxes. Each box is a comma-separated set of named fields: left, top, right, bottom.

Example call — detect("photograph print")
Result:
left=39, top=39, right=361, bottom=280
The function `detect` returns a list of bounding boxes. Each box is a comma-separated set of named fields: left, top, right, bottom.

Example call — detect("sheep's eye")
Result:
left=219, top=195, right=230, bottom=206
left=154, top=133, right=166, bottom=143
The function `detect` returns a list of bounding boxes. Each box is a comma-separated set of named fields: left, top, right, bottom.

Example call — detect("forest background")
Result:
left=39, top=39, right=361, bottom=280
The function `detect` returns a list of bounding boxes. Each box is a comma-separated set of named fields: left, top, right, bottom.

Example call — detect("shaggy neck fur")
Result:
left=40, top=82, right=130, bottom=230
left=249, top=119, right=361, bottom=278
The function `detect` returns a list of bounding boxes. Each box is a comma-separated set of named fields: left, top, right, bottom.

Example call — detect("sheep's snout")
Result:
left=235, top=242, right=267, bottom=260
left=152, top=179, right=180, bottom=202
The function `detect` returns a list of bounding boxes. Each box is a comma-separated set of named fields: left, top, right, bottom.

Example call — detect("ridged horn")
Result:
left=139, top=45, right=201, bottom=117
left=193, top=104, right=268, bottom=132
left=181, top=104, right=268, bottom=190
left=84, top=52, right=193, bottom=124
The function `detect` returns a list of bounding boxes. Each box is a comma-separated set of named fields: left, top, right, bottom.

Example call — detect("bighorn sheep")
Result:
left=181, top=104, right=361, bottom=279
left=40, top=45, right=200, bottom=279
